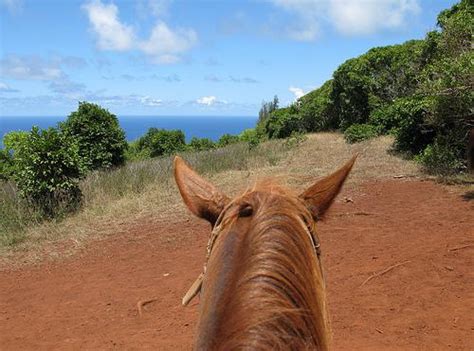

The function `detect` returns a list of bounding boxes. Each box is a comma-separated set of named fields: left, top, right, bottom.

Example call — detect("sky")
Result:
left=0, top=0, right=458, bottom=117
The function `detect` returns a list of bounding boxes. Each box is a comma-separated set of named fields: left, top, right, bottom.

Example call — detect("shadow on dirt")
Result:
left=461, top=191, right=474, bottom=202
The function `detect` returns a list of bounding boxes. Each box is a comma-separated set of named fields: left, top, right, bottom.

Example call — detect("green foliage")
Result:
left=188, top=137, right=215, bottom=151
left=0, top=150, right=14, bottom=180
left=217, top=133, right=240, bottom=147
left=137, top=128, right=186, bottom=157
left=3, top=131, right=29, bottom=153
left=389, top=97, right=435, bottom=154
left=331, top=40, right=427, bottom=129
left=258, top=95, right=279, bottom=123
left=298, top=80, right=336, bottom=131
left=264, top=105, right=306, bottom=139
left=415, top=0, right=473, bottom=167
left=239, top=128, right=264, bottom=149
left=11, top=127, right=86, bottom=218
left=344, top=124, right=378, bottom=144
left=124, top=139, right=150, bottom=161
left=256, top=1, right=472, bottom=175
left=417, top=139, right=464, bottom=175
left=61, top=102, right=127, bottom=170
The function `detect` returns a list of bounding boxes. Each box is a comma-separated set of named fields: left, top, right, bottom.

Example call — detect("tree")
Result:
left=258, top=95, right=280, bottom=123
left=189, top=137, right=215, bottom=151
left=217, top=133, right=240, bottom=147
left=61, top=102, right=127, bottom=170
left=1, top=131, right=29, bottom=180
left=137, top=128, right=186, bottom=157
left=11, top=127, right=86, bottom=217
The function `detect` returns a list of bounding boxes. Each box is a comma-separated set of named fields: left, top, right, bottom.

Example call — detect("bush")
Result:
left=188, top=137, right=215, bottom=151
left=137, top=128, right=186, bottom=157
left=298, top=80, right=336, bottom=131
left=124, top=139, right=150, bottom=161
left=0, top=150, right=13, bottom=180
left=1, top=131, right=29, bottom=179
left=331, top=40, right=427, bottom=130
left=344, top=124, right=378, bottom=143
left=11, top=127, right=86, bottom=218
left=61, top=102, right=127, bottom=170
left=392, top=97, right=435, bottom=154
left=239, top=128, right=264, bottom=149
left=417, top=139, right=464, bottom=175
left=217, top=133, right=240, bottom=147
left=265, top=106, right=307, bottom=139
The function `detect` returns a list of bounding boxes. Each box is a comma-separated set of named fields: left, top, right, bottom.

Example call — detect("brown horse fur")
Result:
left=174, top=155, right=357, bottom=350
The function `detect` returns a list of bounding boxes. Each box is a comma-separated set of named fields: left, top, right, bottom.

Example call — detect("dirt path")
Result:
left=1, top=180, right=473, bottom=350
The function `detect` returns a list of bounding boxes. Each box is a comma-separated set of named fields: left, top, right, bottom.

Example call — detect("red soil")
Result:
left=1, top=180, right=473, bottom=350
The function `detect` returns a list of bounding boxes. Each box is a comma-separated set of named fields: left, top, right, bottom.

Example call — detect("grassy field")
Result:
left=1, top=132, right=454, bottom=263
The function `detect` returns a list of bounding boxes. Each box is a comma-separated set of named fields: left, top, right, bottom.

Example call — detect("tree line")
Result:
left=254, top=0, right=473, bottom=175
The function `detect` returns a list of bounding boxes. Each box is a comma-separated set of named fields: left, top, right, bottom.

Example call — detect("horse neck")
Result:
left=196, top=207, right=330, bottom=351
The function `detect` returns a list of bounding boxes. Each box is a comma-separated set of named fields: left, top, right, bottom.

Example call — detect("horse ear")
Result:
left=174, top=156, right=230, bottom=225
left=299, top=155, right=357, bottom=220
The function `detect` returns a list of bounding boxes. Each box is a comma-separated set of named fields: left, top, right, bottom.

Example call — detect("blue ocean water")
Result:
left=0, top=115, right=258, bottom=146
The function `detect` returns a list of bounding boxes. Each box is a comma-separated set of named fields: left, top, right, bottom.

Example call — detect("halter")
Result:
left=182, top=205, right=323, bottom=306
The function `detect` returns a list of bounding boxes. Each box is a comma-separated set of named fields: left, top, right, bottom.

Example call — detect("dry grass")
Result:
left=0, top=133, right=424, bottom=266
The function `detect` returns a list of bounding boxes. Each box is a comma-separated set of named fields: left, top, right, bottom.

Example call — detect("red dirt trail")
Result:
left=1, top=180, right=473, bottom=350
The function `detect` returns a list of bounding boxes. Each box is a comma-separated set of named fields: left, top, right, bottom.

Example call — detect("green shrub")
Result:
left=1, top=131, right=29, bottom=180
left=298, top=80, right=336, bottom=131
left=0, top=149, right=14, bottom=180
left=61, top=102, right=127, bottom=170
left=12, top=127, right=86, bottom=218
left=217, top=133, right=240, bottom=147
left=344, top=124, right=378, bottom=143
left=239, top=128, right=266, bottom=149
left=392, top=97, right=435, bottom=154
left=265, top=106, right=307, bottom=139
left=137, top=128, right=186, bottom=157
left=331, top=40, right=427, bottom=130
left=417, top=139, right=464, bottom=175
left=188, top=137, right=215, bottom=151
left=369, top=104, right=402, bottom=135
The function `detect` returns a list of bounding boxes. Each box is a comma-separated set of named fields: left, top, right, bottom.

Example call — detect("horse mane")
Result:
left=197, top=180, right=330, bottom=350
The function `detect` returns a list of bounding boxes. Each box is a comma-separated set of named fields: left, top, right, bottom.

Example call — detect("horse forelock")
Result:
left=196, top=182, right=330, bottom=351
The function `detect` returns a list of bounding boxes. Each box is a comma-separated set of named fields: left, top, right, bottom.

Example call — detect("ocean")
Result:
left=0, top=115, right=258, bottom=145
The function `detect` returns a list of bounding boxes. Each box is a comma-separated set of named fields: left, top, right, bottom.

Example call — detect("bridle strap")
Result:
left=182, top=217, right=225, bottom=306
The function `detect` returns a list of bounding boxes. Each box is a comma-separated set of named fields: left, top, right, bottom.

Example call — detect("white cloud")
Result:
left=328, top=0, right=420, bottom=35
left=140, top=96, right=162, bottom=106
left=0, top=55, right=64, bottom=80
left=0, top=82, right=19, bottom=93
left=139, top=21, right=197, bottom=59
left=82, top=0, right=197, bottom=64
left=82, top=0, right=135, bottom=51
left=196, top=96, right=217, bottom=106
left=0, top=54, right=89, bottom=96
left=289, top=86, right=306, bottom=100
left=269, top=0, right=420, bottom=39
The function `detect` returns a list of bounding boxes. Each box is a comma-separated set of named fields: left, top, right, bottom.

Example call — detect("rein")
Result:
left=182, top=208, right=323, bottom=306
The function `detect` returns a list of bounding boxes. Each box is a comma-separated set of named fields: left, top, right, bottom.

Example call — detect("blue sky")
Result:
left=0, top=0, right=457, bottom=117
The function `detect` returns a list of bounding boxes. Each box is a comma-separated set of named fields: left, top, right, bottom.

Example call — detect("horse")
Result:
left=174, top=155, right=356, bottom=350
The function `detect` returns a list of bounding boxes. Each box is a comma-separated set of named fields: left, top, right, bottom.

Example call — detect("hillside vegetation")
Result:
left=256, top=0, right=473, bottom=175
